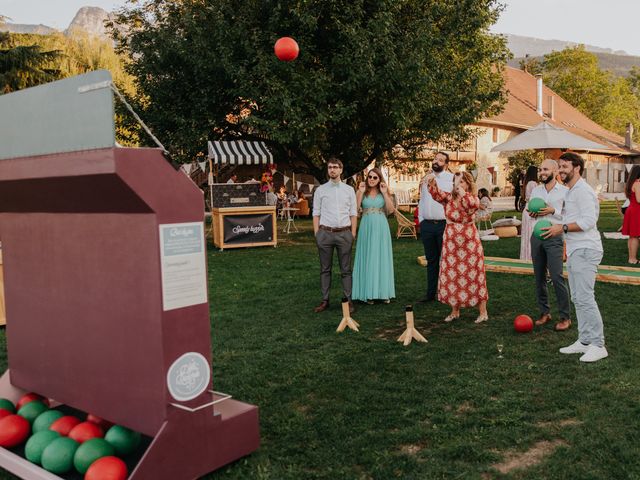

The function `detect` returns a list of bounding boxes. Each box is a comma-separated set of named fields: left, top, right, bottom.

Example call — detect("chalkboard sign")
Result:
left=223, top=213, right=274, bottom=244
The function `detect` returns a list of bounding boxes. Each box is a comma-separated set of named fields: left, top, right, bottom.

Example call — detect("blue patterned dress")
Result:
left=352, top=194, right=395, bottom=301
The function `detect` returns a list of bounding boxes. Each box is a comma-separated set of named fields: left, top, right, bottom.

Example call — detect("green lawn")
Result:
left=1, top=202, right=638, bottom=479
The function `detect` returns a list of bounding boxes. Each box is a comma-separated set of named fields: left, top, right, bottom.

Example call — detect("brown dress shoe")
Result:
left=554, top=319, right=572, bottom=331
left=535, top=313, right=552, bottom=326
left=314, top=300, right=329, bottom=313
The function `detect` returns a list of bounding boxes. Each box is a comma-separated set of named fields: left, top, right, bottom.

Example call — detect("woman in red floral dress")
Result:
left=427, top=171, right=489, bottom=323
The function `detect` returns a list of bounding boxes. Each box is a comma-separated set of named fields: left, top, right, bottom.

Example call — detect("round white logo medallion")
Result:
left=166, top=352, right=211, bottom=402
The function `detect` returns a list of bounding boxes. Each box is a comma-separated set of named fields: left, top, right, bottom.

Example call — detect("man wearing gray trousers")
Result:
left=528, top=159, right=571, bottom=331
left=543, top=152, right=607, bottom=363
left=312, top=157, right=358, bottom=314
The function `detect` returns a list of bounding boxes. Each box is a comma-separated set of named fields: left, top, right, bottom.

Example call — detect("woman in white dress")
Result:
left=519, top=165, right=539, bottom=261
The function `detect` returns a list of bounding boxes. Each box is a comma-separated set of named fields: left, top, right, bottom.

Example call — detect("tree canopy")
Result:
left=541, top=46, right=640, bottom=143
left=114, top=0, right=510, bottom=176
left=0, top=31, right=63, bottom=93
left=0, top=29, right=140, bottom=144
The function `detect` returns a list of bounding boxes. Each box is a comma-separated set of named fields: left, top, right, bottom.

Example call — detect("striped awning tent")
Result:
left=207, top=140, right=273, bottom=165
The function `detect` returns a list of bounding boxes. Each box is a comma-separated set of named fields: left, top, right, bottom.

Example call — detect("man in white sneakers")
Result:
left=543, top=152, right=607, bottom=362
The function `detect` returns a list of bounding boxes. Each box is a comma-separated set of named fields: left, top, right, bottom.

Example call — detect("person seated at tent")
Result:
left=266, top=186, right=278, bottom=206
left=294, top=191, right=310, bottom=216
left=277, top=186, right=288, bottom=200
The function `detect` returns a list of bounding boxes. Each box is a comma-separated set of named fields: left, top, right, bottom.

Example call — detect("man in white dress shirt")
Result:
left=528, top=159, right=571, bottom=331
left=312, top=158, right=358, bottom=314
left=416, top=152, right=454, bottom=303
left=543, top=152, right=607, bottom=362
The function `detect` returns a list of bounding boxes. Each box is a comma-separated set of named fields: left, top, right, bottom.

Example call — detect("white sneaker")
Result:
left=559, top=340, right=589, bottom=354
left=580, top=345, right=608, bottom=363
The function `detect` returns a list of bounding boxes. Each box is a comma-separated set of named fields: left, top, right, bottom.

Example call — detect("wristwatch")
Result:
left=562, top=224, right=569, bottom=234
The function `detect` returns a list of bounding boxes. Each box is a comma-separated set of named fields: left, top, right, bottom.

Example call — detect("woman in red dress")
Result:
left=427, top=171, right=489, bottom=323
left=622, top=165, right=640, bottom=264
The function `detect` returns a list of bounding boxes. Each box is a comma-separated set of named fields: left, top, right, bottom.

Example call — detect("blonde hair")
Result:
left=453, top=171, right=477, bottom=199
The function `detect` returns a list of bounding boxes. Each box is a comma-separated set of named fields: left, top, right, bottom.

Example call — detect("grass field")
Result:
left=1, top=202, right=638, bottom=479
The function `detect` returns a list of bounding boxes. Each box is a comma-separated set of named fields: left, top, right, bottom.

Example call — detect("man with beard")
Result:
left=543, top=152, right=607, bottom=362
left=416, top=152, right=454, bottom=304
left=312, top=157, right=358, bottom=314
left=528, top=159, right=571, bottom=331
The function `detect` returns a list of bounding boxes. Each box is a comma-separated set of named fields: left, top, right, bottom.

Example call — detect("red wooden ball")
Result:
left=69, top=422, right=103, bottom=443
left=274, top=37, right=299, bottom=61
left=0, top=408, right=12, bottom=420
left=84, top=455, right=128, bottom=480
left=514, top=314, right=534, bottom=333
left=50, top=416, right=82, bottom=436
left=0, top=414, right=30, bottom=447
left=17, top=393, right=49, bottom=410
left=87, top=414, right=113, bottom=431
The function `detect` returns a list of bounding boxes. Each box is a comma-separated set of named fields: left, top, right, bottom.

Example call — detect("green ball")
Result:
left=0, top=398, right=16, bottom=413
left=32, top=410, right=64, bottom=433
left=105, top=425, right=141, bottom=455
left=25, top=430, right=60, bottom=465
left=73, top=437, right=115, bottom=474
left=41, top=437, right=79, bottom=474
left=533, top=219, right=553, bottom=240
left=528, top=197, right=547, bottom=213
left=17, top=401, right=48, bottom=425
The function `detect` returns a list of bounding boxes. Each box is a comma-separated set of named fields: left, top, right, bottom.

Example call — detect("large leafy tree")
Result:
left=542, top=46, right=640, bottom=142
left=113, top=0, right=510, bottom=175
left=0, top=28, right=63, bottom=93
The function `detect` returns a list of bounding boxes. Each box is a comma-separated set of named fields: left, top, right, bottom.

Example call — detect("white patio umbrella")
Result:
left=491, top=121, right=607, bottom=152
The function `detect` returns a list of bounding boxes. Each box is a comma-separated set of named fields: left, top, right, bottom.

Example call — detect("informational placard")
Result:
left=223, top=214, right=274, bottom=244
left=159, top=222, right=208, bottom=311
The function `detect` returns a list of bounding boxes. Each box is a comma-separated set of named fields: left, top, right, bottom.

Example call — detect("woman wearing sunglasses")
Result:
left=352, top=168, right=396, bottom=304
left=426, top=171, right=489, bottom=323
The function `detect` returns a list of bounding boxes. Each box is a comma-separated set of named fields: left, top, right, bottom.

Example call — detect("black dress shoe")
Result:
left=348, top=301, right=355, bottom=315
left=415, top=296, right=435, bottom=304
left=314, top=300, right=330, bottom=313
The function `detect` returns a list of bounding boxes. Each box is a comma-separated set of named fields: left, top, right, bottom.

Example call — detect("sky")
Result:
left=490, top=0, right=639, bottom=56
left=1, top=0, right=638, bottom=56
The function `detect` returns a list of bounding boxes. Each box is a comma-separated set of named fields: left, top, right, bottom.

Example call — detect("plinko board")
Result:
left=0, top=147, right=259, bottom=479
left=484, top=256, right=640, bottom=286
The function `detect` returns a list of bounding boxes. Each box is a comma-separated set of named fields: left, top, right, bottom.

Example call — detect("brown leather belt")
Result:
left=319, top=225, right=351, bottom=233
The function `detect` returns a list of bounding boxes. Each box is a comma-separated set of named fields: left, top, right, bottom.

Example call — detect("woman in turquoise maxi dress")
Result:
left=352, top=167, right=396, bottom=303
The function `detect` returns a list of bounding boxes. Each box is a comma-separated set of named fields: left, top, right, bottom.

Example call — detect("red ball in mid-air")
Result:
left=274, top=37, right=299, bottom=61
left=514, top=314, right=534, bottom=333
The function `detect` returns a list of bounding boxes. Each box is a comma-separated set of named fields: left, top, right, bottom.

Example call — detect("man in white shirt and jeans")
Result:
left=543, top=152, right=607, bottom=362
left=312, top=158, right=358, bottom=314
left=416, top=152, right=454, bottom=303
left=528, top=159, right=571, bottom=331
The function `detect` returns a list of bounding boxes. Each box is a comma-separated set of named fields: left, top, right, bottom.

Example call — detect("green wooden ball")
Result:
left=25, top=430, right=60, bottom=465
left=41, top=437, right=79, bottom=474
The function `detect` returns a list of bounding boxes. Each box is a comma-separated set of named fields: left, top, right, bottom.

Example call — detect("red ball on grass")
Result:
left=514, top=314, right=534, bottom=333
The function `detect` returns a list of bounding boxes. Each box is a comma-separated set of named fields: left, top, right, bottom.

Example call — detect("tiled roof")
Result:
left=481, top=67, right=638, bottom=156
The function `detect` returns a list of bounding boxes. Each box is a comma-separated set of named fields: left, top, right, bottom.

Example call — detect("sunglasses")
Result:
left=367, top=175, right=379, bottom=180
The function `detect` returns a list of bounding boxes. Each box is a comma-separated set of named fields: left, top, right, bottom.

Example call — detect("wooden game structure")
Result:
left=484, top=256, right=640, bottom=286
left=397, top=306, right=427, bottom=346
left=336, top=298, right=359, bottom=333
left=0, top=72, right=259, bottom=479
